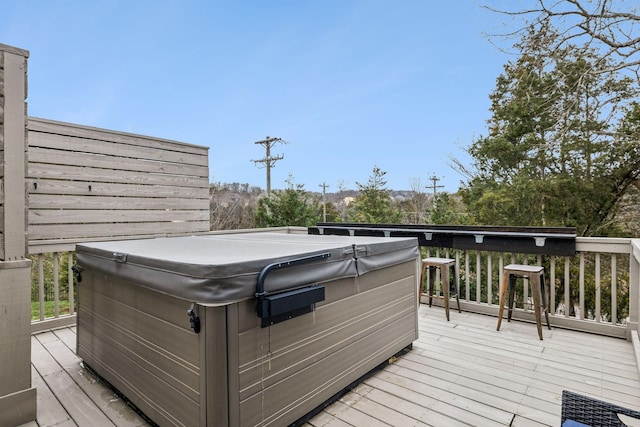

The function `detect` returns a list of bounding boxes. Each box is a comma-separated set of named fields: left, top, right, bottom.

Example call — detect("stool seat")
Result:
left=422, top=257, right=456, bottom=266
left=504, top=264, right=543, bottom=274
left=419, top=257, right=460, bottom=321
left=496, top=264, right=551, bottom=340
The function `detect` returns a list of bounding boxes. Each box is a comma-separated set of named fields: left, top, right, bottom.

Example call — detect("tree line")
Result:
left=210, top=168, right=469, bottom=230
left=211, top=1, right=640, bottom=237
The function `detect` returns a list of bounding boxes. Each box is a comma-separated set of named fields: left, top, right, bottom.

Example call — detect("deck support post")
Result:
left=0, top=43, right=36, bottom=426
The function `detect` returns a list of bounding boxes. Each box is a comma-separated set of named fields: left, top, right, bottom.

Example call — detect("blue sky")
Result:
left=1, top=1, right=522, bottom=192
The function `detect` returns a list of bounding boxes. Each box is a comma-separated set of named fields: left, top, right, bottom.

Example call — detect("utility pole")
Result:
left=429, top=175, right=444, bottom=204
left=319, top=182, right=330, bottom=222
left=252, top=136, right=287, bottom=196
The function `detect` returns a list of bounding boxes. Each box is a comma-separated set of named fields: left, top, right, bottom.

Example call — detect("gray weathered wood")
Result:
left=29, top=194, right=208, bottom=210
left=28, top=131, right=208, bottom=166
left=29, top=147, right=208, bottom=177
left=28, top=117, right=206, bottom=155
left=28, top=163, right=208, bottom=187
left=29, top=221, right=210, bottom=241
left=29, top=209, right=209, bottom=224
left=28, top=179, right=208, bottom=198
left=28, top=307, right=640, bottom=427
left=2, top=49, right=28, bottom=261
left=25, top=117, right=210, bottom=251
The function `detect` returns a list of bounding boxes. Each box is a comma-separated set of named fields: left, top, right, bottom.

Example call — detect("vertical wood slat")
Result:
left=455, top=250, right=461, bottom=301
left=523, top=256, right=529, bottom=310
left=498, top=254, right=504, bottom=306
left=465, top=251, right=470, bottom=301
left=53, top=253, right=59, bottom=318
left=550, top=257, right=556, bottom=315
left=38, top=254, right=44, bottom=322
left=612, top=254, right=617, bottom=325
left=487, top=254, right=493, bottom=305
left=564, top=257, right=571, bottom=318
left=476, top=251, right=481, bottom=303
left=422, top=242, right=631, bottom=333
left=595, top=253, right=601, bottom=322
left=579, top=253, right=585, bottom=319
left=68, top=252, right=74, bottom=316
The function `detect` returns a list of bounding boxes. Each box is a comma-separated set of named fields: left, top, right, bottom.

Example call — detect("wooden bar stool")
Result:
left=419, top=257, right=460, bottom=321
left=496, top=264, right=551, bottom=340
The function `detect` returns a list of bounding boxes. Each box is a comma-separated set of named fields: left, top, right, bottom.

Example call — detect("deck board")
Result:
left=24, top=305, right=640, bottom=427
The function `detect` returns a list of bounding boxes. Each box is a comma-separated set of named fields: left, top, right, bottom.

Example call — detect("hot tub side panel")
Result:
left=76, top=270, right=228, bottom=426
left=227, top=259, right=418, bottom=427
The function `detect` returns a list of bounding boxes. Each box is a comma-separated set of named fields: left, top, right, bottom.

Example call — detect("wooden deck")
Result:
left=22, top=305, right=640, bottom=427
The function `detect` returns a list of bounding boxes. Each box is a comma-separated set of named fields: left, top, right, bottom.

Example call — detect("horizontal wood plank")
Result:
left=29, top=209, right=209, bottom=225
left=28, top=179, right=208, bottom=198
left=28, top=163, right=209, bottom=188
left=29, top=131, right=208, bottom=167
left=29, top=221, right=210, bottom=240
left=29, top=147, right=208, bottom=178
left=28, top=117, right=207, bottom=155
left=29, top=194, right=209, bottom=210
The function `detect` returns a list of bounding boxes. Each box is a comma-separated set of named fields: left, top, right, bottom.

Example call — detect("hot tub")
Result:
left=75, top=231, right=419, bottom=426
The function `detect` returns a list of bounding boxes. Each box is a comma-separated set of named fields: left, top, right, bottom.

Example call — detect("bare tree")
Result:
left=486, top=1, right=640, bottom=78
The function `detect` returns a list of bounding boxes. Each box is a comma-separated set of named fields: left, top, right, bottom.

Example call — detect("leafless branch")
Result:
left=485, top=0, right=640, bottom=75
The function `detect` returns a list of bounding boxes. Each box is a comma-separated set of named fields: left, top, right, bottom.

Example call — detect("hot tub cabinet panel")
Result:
left=76, top=232, right=419, bottom=427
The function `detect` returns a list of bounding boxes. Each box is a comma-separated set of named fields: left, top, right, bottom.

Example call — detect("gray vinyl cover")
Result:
left=75, top=232, right=419, bottom=306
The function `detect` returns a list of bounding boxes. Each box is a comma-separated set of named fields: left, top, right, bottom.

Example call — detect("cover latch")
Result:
left=187, top=303, right=200, bottom=333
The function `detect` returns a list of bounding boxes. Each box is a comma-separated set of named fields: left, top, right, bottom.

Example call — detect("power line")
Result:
left=251, top=136, right=287, bottom=195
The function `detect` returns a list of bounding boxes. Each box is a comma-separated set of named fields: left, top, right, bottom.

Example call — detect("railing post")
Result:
left=628, top=240, right=640, bottom=338
left=0, top=43, right=36, bottom=426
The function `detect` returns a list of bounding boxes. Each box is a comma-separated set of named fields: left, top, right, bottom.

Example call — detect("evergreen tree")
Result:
left=458, top=24, right=639, bottom=236
left=255, top=175, right=321, bottom=227
left=429, top=193, right=469, bottom=225
left=348, top=167, right=402, bottom=224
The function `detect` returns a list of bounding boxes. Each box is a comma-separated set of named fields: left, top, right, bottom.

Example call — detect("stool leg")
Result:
left=428, top=266, right=435, bottom=307
left=497, top=270, right=509, bottom=331
left=442, top=266, right=450, bottom=321
left=507, top=275, right=516, bottom=322
left=418, top=263, right=425, bottom=305
left=541, top=272, right=551, bottom=330
left=452, top=265, right=461, bottom=313
left=530, top=274, right=544, bottom=340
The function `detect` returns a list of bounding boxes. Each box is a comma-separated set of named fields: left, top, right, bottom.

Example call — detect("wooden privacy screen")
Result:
left=27, top=117, right=210, bottom=253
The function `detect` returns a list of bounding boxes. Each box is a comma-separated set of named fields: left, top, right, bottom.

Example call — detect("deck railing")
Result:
left=30, top=251, right=76, bottom=333
left=423, top=237, right=635, bottom=339
left=30, top=231, right=640, bottom=341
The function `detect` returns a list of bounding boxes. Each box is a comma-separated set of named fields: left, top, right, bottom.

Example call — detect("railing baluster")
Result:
left=595, top=253, right=601, bottom=323
left=564, top=257, right=571, bottom=318
left=499, top=253, right=504, bottom=307
left=476, top=251, right=481, bottom=303
left=38, top=254, right=44, bottom=321
left=579, top=253, right=585, bottom=319
left=53, top=252, right=59, bottom=318
left=487, top=253, right=493, bottom=305
left=465, top=251, right=470, bottom=301
left=410, top=238, right=636, bottom=337
left=523, top=256, right=529, bottom=310
left=611, top=253, right=617, bottom=325
left=69, top=252, right=75, bottom=316
left=455, top=249, right=461, bottom=302
left=550, top=256, right=556, bottom=315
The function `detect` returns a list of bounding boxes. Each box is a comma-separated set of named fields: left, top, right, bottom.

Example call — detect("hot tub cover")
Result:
left=75, top=232, right=419, bottom=306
